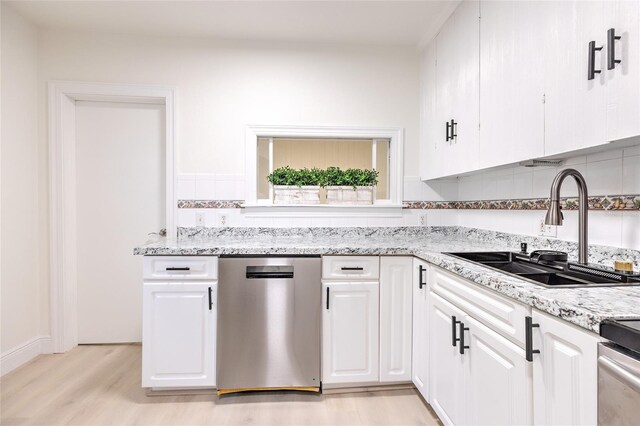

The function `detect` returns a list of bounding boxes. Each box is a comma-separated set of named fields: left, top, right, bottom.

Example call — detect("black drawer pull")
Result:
left=525, top=316, right=540, bottom=362
left=341, top=267, right=364, bottom=271
left=326, top=287, right=330, bottom=310
left=607, top=28, right=622, bottom=70
left=459, top=321, right=470, bottom=354
left=166, top=267, right=190, bottom=271
left=418, top=265, right=426, bottom=289
left=452, top=316, right=461, bottom=346
left=208, top=287, right=213, bottom=310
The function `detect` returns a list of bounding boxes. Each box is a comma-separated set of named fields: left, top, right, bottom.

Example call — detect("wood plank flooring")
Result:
left=1, top=344, right=441, bottom=426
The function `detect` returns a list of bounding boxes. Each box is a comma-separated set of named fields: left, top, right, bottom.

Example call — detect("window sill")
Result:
left=242, top=203, right=404, bottom=217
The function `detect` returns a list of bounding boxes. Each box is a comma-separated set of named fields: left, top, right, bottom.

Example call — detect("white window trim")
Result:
left=244, top=125, right=404, bottom=216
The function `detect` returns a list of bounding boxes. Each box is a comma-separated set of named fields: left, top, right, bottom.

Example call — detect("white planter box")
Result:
left=273, top=185, right=321, bottom=205
left=326, top=186, right=374, bottom=205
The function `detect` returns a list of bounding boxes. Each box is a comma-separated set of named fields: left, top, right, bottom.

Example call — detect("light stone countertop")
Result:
left=134, top=226, right=640, bottom=333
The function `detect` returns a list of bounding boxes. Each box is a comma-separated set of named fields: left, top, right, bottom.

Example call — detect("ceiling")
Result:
left=8, top=0, right=458, bottom=47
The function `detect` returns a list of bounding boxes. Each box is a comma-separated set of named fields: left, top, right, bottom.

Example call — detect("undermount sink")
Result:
left=446, top=251, right=640, bottom=288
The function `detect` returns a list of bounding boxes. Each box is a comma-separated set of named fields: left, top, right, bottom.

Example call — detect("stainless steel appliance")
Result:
left=598, top=320, right=640, bottom=425
left=217, top=256, right=321, bottom=394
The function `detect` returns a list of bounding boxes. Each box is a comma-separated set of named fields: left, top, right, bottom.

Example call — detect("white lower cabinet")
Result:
left=322, top=281, right=379, bottom=384
left=380, top=257, right=413, bottom=382
left=142, top=281, right=217, bottom=388
left=412, top=258, right=430, bottom=400
left=532, top=309, right=601, bottom=426
left=429, top=292, right=467, bottom=426
left=465, top=315, right=532, bottom=426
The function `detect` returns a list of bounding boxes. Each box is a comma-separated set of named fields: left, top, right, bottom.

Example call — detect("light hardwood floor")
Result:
left=1, top=344, right=441, bottom=426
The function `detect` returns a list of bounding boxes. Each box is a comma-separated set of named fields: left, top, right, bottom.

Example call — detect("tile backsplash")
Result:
left=174, top=145, right=639, bottom=249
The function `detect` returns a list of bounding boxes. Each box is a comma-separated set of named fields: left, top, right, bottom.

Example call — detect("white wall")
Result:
left=1, top=4, right=49, bottom=356
left=38, top=29, right=421, bottom=176
left=457, top=146, right=640, bottom=249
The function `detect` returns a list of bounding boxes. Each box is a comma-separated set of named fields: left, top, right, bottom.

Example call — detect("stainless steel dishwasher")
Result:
left=217, top=256, right=321, bottom=394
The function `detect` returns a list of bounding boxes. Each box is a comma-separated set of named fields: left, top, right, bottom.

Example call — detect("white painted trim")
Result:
left=242, top=204, right=403, bottom=218
left=245, top=125, right=404, bottom=209
left=48, top=81, right=176, bottom=353
left=1, top=336, right=53, bottom=376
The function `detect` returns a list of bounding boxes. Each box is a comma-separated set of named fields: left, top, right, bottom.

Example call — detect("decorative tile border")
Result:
left=177, top=200, right=244, bottom=209
left=403, top=195, right=640, bottom=211
left=177, top=195, right=640, bottom=211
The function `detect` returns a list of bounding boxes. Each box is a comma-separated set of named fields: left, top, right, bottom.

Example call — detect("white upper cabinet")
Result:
left=322, top=281, right=379, bottom=384
left=604, top=0, right=640, bottom=142
left=479, top=0, right=545, bottom=168
left=543, top=1, right=607, bottom=156
left=423, top=0, right=480, bottom=179
left=421, top=42, right=440, bottom=180
left=379, top=257, right=413, bottom=383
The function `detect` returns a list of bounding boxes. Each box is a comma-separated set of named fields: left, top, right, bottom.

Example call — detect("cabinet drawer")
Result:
left=322, top=256, right=379, bottom=280
left=430, top=266, right=530, bottom=347
left=143, top=256, right=218, bottom=280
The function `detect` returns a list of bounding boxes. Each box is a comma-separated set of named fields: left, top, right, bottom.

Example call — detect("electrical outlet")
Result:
left=420, top=214, right=428, bottom=226
left=195, top=212, right=206, bottom=226
left=538, top=218, right=557, bottom=238
left=220, top=214, right=227, bottom=226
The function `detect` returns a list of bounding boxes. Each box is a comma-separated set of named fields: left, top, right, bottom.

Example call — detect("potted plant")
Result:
left=267, top=166, right=325, bottom=204
left=325, top=167, right=379, bottom=205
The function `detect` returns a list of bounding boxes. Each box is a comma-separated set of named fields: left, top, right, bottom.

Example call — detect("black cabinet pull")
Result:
left=326, top=287, right=330, bottom=310
left=208, top=287, right=213, bottom=310
left=446, top=121, right=452, bottom=142
left=607, top=28, right=622, bottom=70
left=451, top=316, right=461, bottom=346
left=588, top=40, right=603, bottom=80
left=525, top=316, right=540, bottom=362
left=459, top=321, right=470, bottom=354
left=418, top=265, right=426, bottom=289
left=450, top=119, right=457, bottom=139
left=166, top=267, right=190, bottom=271
left=341, top=267, right=364, bottom=271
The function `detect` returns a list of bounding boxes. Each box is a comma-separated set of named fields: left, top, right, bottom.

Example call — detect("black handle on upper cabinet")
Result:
left=450, top=119, right=457, bottom=139
left=588, top=41, right=603, bottom=80
left=452, top=316, right=461, bottom=346
left=446, top=121, right=452, bottom=142
left=418, top=265, right=426, bottom=289
left=459, top=321, right=470, bottom=354
left=166, top=267, right=190, bottom=271
left=208, top=287, right=213, bottom=310
left=525, top=316, right=540, bottom=362
left=326, top=287, right=330, bottom=310
left=607, top=28, right=622, bottom=70
left=341, top=267, right=364, bottom=271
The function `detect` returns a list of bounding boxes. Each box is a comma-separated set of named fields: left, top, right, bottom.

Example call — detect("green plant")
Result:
left=325, top=167, right=378, bottom=189
left=267, top=166, right=326, bottom=187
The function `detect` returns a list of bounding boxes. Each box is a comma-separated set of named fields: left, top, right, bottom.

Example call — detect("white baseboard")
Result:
left=1, top=336, right=53, bottom=376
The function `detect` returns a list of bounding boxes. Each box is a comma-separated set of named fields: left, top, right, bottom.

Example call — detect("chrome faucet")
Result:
left=544, top=168, right=589, bottom=264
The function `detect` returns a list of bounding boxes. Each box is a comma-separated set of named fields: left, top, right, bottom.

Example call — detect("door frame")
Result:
left=48, top=81, right=176, bottom=352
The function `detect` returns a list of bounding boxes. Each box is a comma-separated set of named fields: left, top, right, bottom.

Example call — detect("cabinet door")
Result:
left=420, top=41, right=441, bottom=180
left=429, top=292, right=466, bottom=426
left=380, top=257, right=413, bottom=382
left=532, top=310, right=601, bottom=426
left=604, top=0, right=640, bottom=141
left=322, top=281, right=379, bottom=384
left=412, top=259, right=430, bottom=400
left=465, top=315, right=533, bottom=426
left=435, top=0, right=480, bottom=177
left=543, top=1, right=607, bottom=156
left=142, top=282, right=216, bottom=388
left=479, top=0, right=545, bottom=168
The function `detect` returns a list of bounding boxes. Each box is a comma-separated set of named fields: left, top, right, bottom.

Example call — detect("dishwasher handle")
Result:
left=599, top=355, right=640, bottom=393
left=246, top=266, right=294, bottom=279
